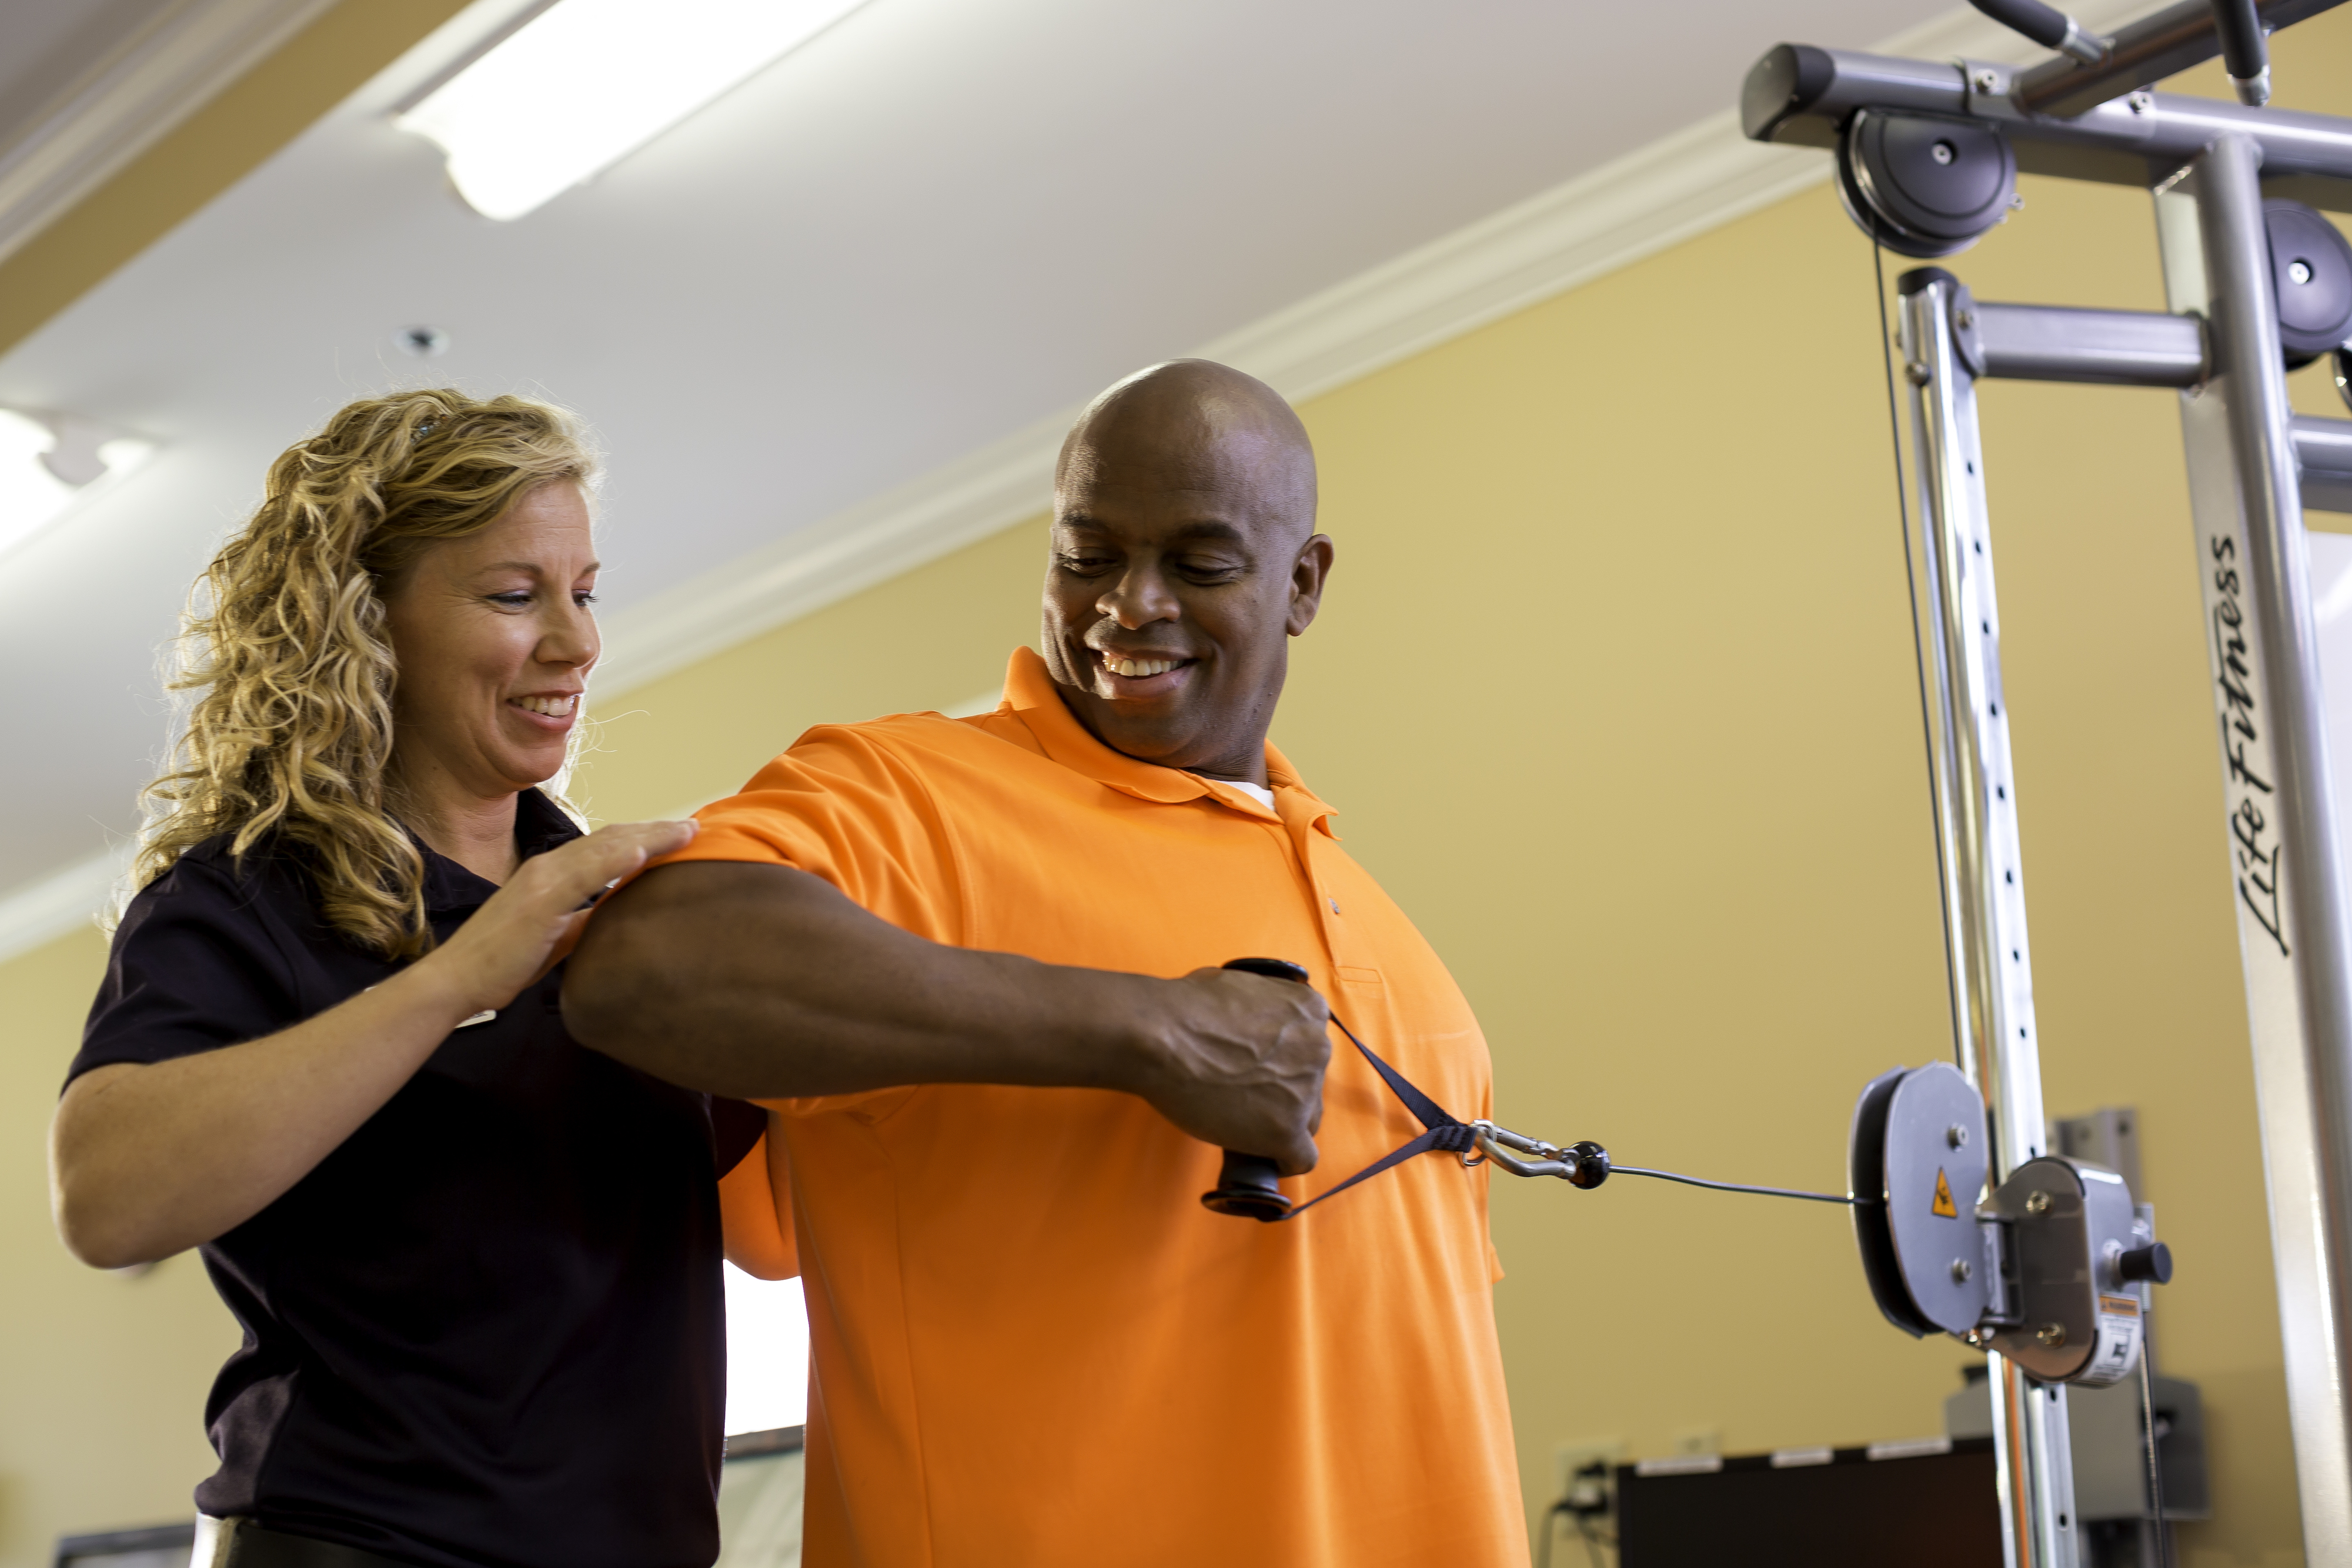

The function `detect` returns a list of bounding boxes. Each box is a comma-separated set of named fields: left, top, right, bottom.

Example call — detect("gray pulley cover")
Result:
left=1850, top=1062, right=1990, bottom=1336
left=2266, top=199, right=2352, bottom=365
left=1836, top=110, right=2016, bottom=260
left=1983, top=1156, right=2146, bottom=1386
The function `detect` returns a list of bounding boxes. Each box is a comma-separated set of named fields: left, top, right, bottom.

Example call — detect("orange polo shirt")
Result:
left=691, top=648, right=1525, bottom=1567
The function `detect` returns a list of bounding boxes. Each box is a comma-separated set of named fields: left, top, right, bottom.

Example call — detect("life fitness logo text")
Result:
left=2211, top=533, right=2288, bottom=957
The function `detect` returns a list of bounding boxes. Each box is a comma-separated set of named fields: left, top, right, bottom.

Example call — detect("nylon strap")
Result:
left=1281, top=1018, right=1475, bottom=1219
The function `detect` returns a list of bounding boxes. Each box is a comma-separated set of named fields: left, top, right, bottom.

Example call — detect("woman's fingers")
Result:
left=526, top=820, right=699, bottom=911
left=431, top=821, right=701, bottom=1017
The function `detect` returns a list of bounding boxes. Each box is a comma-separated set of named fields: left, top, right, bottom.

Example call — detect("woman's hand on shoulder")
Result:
left=425, top=820, right=699, bottom=1019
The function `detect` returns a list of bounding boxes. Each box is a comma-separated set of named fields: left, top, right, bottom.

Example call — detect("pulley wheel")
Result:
left=2267, top=200, right=2352, bottom=367
left=1849, top=1062, right=1990, bottom=1336
left=1877, top=1062, right=1990, bottom=1335
left=1836, top=110, right=2016, bottom=260
left=1849, top=1066, right=1933, bottom=1337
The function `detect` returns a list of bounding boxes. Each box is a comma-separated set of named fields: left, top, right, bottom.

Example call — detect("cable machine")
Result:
left=1736, top=2, right=2352, bottom=1563
left=1187, top=8, right=2351, bottom=1558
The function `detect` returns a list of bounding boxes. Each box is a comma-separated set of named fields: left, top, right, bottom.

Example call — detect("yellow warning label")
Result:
left=1932, top=1168, right=1959, bottom=1219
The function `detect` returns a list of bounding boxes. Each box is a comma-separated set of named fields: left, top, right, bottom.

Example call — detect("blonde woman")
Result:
left=48, top=392, right=763, bottom=1568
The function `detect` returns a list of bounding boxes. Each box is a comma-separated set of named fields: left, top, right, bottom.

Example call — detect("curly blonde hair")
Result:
left=132, top=389, right=596, bottom=958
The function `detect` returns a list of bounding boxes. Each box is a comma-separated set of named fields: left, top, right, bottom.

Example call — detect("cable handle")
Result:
left=1198, top=958, right=1312, bottom=1222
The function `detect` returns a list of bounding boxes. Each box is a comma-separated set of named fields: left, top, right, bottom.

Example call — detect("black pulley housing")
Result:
left=2266, top=199, right=2352, bottom=367
left=1836, top=109, right=2017, bottom=260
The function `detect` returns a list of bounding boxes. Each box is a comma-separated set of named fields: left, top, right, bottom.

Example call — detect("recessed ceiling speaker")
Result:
left=1837, top=109, right=2018, bottom=259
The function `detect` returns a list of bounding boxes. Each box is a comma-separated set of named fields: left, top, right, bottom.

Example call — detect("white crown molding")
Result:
left=0, top=0, right=342, bottom=268
left=0, top=0, right=2164, bottom=955
left=0, top=843, right=125, bottom=968
left=590, top=0, right=2160, bottom=700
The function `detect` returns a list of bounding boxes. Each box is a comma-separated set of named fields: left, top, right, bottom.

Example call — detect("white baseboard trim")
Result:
left=591, top=0, right=2160, bottom=700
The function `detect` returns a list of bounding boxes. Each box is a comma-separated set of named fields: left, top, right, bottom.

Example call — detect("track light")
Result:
left=396, top=0, right=872, bottom=222
left=0, top=407, right=153, bottom=558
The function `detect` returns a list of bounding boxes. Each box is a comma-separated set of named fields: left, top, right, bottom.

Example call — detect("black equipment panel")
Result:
left=1616, top=1439, right=2000, bottom=1567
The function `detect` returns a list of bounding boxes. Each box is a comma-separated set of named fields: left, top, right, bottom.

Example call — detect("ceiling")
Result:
left=0, top=0, right=1965, bottom=895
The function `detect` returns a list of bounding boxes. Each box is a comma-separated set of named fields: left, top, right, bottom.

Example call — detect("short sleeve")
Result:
left=648, top=724, right=967, bottom=945
left=712, top=1096, right=767, bottom=1176
left=68, top=854, right=302, bottom=1086
left=720, top=1121, right=799, bottom=1281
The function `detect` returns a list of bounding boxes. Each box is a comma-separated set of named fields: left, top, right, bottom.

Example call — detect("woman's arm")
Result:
left=49, top=819, right=696, bottom=1269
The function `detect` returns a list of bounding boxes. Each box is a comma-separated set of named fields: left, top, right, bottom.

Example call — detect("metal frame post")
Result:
left=1745, top=16, right=2352, bottom=1549
left=2156, top=132, right=2352, bottom=1562
left=1900, top=268, right=2077, bottom=1568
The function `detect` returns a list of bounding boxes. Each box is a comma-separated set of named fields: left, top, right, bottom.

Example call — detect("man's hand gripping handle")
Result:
left=1200, top=958, right=1314, bottom=1222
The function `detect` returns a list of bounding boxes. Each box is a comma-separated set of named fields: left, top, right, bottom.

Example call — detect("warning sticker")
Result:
left=2076, top=1296, right=2144, bottom=1388
left=1931, top=1167, right=1959, bottom=1219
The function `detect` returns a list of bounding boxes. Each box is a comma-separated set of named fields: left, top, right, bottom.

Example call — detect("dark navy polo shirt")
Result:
left=69, top=790, right=765, bottom=1568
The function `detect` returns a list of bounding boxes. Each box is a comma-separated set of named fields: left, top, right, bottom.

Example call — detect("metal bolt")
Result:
left=1947, top=1123, right=1970, bottom=1149
left=1906, top=360, right=1931, bottom=387
left=2129, top=91, right=2154, bottom=114
left=1952, top=1259, right=1973, bottom=1283
left=1931, top=139, right=1956, bottom=166
left=2025, top=1191, right=2052, bottom=1215
left=2036, top=1322, right=2067, bottom=1348
left=1974, top=69, right=1999, bottom=93
left=2290, top=259, right=2315, bottom=286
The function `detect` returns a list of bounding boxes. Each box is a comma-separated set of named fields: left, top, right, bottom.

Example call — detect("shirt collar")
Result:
left=515, top=786, right=584, bottom=857
left=999, top=647, right=1338, bottom=835
left=417, top=787, right=584, bottom=914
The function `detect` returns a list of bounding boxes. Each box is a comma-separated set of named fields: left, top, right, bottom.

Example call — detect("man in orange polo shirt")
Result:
left=566, top=360, right=1526, bottom=1566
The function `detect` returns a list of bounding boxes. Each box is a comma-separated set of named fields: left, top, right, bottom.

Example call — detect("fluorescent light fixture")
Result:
left=0, top=407, right=154, bottom=558
left=397, top=0, right=871, bottom=221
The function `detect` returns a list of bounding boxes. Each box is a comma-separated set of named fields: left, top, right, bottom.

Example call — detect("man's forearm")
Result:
left=562, top=861, right=1157, bottom=1101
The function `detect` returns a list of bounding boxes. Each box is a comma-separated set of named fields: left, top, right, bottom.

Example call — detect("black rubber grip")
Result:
left=2211, top=0, right=2269, bottom=81
left=1967, top=0, right=2073, bottom=48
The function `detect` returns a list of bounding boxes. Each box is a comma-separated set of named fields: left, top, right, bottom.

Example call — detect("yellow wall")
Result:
left=9, top=12, right=2352, bottom=1566
left=0, top=930, right=239, bottom=1565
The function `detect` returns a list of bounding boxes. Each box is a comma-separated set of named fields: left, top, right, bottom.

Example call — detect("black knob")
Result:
left=1199, top=959, right=1312, bottom=1222
left=2119, top=1242, right=2173, bottom=1285
left=1567, top=1141, right=1611, bottom=1190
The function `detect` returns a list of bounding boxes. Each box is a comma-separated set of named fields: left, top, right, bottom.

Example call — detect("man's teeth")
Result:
left=1105, top=657, right=1178, bottom=678
left=514, top=695, right=578, bottom=717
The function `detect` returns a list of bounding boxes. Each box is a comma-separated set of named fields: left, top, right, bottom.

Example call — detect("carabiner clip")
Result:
left=1468, top=1120, right=1612, bottom=1189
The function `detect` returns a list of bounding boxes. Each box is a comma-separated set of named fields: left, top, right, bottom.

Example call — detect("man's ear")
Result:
left=1286, top=534, right=1334, bottom=637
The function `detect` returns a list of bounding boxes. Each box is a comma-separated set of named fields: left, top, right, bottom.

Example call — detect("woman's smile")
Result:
left=508, top=691, right=582, bottom=729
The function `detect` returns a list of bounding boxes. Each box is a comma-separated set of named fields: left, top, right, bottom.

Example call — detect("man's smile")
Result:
left=1091, top=647, right=1198, bottom=697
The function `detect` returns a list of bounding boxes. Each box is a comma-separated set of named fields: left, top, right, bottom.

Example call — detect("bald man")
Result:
left=567, top=361, right=1526, bottom=1566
